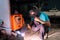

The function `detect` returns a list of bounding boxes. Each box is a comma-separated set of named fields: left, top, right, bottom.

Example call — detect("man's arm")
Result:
left=27, top=21, right=33, bottom=30
left=34, top=17, right=51, bottom=26
left=27, top=24, right=31, bottom=30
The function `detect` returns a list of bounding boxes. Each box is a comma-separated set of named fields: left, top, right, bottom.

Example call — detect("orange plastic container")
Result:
left=10, top=14, right=24, bottom=31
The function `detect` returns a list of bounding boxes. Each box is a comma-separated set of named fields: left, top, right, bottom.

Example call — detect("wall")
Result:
left=0, top=0, right=11, bottom=34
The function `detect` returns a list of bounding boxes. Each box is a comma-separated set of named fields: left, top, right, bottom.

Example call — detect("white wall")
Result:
left=45, top=11, right=60, bottom=16
left=0, top=0, right=11, bottom=34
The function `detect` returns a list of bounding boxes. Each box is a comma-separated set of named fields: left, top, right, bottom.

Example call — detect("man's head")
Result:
left=29, top=9, right=39, bottom=17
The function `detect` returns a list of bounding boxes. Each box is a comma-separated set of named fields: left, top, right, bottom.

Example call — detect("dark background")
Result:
left=10, top=0, right=60, bottom=26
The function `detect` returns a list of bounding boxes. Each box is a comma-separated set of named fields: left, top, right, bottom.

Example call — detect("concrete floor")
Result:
left=24, top=28, right=60, bottom=40
left=47, top=32, right=60, bottom=40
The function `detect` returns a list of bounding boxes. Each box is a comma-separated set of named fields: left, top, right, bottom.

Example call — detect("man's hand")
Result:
left=34, top=17, right=40, bottom=22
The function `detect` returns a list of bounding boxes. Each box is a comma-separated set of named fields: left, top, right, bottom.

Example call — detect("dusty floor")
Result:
left=0, top=28, right=60, bottom=40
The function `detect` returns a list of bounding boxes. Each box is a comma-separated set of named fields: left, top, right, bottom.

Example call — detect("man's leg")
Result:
left=39, top=25, right=44, bottom=40
left=44, top=26, right=49, bottom=39
left=32, top=24, right=44, bottom=40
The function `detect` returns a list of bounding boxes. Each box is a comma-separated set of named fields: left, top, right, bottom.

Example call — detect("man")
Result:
left=28, top=9, right=51, bottom=40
